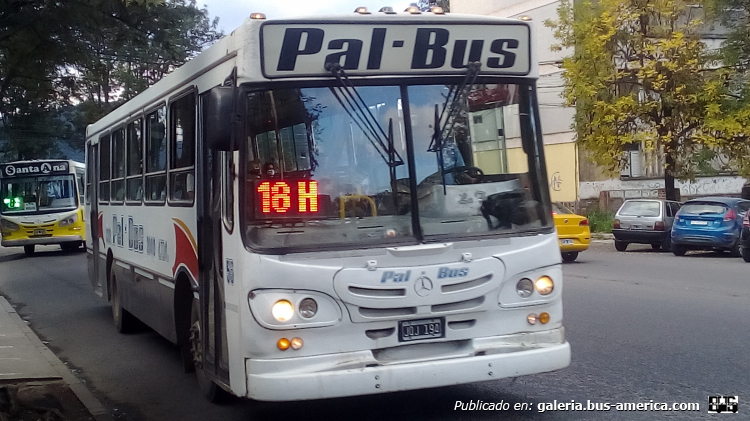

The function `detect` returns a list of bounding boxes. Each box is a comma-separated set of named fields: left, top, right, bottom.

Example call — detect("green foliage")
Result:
left=0, top=0, right=223, bottom=160
left=545, top=0, right=750, bottom=191
left=586, top=209, right=615, bottom=233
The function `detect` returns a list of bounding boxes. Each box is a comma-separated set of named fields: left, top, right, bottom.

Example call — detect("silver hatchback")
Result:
left=612, top=199, right=682, bottom=251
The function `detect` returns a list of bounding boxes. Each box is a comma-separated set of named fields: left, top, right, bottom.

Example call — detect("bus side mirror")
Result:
left=205, top=87, right=236, bottom=151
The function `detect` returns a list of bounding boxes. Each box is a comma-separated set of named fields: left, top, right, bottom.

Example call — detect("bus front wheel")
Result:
left=190, top=299, right=227, bottom=403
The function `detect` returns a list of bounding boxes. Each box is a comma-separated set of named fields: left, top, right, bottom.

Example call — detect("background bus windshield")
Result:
left=242, top=82, right=549, bottom=250
left=1, top=175, right=78, bottom=214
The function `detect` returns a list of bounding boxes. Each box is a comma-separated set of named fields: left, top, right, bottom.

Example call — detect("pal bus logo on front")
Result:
left=262, top=23, right=530, bottom=78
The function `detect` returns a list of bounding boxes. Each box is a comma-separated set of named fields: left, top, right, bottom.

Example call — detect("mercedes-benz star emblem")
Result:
left=414, top=276, right=433, bottom=297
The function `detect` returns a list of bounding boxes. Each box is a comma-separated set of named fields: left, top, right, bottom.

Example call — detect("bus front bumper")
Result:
left=246, top=327, right=570, bottom=401
left=1, top=235, right=83, bottom=247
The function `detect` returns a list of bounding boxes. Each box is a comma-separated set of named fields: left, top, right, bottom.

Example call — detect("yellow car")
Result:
left=552, top=202, right=590, bottom=262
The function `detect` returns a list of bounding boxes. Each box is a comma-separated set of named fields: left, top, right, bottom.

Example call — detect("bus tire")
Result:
left=23, top=245, right=35, bottom=256
left=110, top=270, right=135, bottom=334
left=190, top=298, right=226, bottom=403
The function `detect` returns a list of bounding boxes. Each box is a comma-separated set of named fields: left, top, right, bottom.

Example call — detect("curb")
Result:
left=0, top=297, right=110, bottom=421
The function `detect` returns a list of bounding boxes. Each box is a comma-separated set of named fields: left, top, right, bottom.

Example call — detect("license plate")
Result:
left=33, top=229, right=46, bottom=236
left=691, top=220, right=708, bottom=225
left=561, top=239, right=574, bottom=245
left=398, top=317, right=445, bottom=342
left=630, top=224, right=642, bottom=230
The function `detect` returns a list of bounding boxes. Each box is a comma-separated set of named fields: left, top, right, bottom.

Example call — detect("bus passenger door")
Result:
left=87, top=143, right=104, bottom=296
left=197, top=143, right=231, bottom=389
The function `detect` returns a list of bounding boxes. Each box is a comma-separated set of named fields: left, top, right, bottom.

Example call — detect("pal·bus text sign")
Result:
left=1, top=161, right=69, bottom=178
left=261, top=22, right=531, bottom=78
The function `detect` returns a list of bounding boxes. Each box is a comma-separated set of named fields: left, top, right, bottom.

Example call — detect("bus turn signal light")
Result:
left=539, top=312, right=550, bottom=324
left=277, top=338, right=291, bottom=350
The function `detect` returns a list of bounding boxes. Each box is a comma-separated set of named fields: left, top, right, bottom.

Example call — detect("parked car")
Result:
left=552, top=202, right=590, bottom=262
left=612, top=199, right=681, bottom=251
left=671, top=196, right=750, bottom=256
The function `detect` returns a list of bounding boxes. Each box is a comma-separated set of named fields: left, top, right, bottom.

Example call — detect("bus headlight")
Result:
left=249, top=290, right=342, bottom=329
left=535, top=276, right=554, bottom=295
left=272, top=300, right=294, bottom=322
left=59, top=214, right=79, bottom=227
left=298, top=298, right=318, bottom=318
left=0, top=218, right=20, bottom=232
left=516, top=278, right=534, bottom=298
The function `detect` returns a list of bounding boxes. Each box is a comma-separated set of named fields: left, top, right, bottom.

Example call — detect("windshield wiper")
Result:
left=325, top=63, right=404, bottom=169
left=427, top=62, right=481, bottom=194
left=427, top=61, right=481, bottom=154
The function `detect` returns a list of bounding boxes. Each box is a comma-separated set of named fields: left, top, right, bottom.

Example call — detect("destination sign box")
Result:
left=261, top=22, right=531, bottom=78
left=1, top=161, right=69, bottom=178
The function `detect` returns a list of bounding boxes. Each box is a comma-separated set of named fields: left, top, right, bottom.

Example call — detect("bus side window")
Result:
left=169, top=92, right=196, bottom=203
left=126, top=118, right=144, bottom=203
left=111, top=127, right=126, bottom=202
left=99, top=134, right=111, bottom=204
left=145, top=106, right=167, bottom=204
left=76, top=170, right=85, bottom=204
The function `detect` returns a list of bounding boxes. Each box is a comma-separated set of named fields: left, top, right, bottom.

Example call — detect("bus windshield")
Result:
left=1, top=175, right=78, bottom=214
left=242, top=81, right=550, bottom=251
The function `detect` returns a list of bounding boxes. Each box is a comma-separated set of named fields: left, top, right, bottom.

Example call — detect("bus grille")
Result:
left=333, top=258, right=504, bottom=323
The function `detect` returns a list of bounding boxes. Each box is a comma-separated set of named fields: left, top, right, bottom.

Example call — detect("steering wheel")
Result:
left=443, top=166, right=484, bottom=184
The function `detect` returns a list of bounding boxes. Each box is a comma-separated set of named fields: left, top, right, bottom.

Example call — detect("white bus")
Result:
left=84, top=7, right=570, bottom=402
left=1, top=159, right=86, bottom=255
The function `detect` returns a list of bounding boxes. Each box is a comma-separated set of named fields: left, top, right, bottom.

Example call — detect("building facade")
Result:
left=452, top=0, right=747, bottom=209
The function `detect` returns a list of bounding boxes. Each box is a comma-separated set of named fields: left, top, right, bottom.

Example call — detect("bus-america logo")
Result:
left=2, top=162, right=68, bottom=177
left=261, top=23, right=530, bottom=78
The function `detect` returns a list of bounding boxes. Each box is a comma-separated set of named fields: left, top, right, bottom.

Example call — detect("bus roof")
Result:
left=86, top=12, right=538, bottom=140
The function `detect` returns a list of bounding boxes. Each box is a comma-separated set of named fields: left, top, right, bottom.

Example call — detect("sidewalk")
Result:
left=590, top=232, right=614, bottom=242
left=0, top=296, right=109, bottom=421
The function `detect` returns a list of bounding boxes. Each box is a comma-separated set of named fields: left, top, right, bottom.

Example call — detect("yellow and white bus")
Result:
left=0, top=159, right=86, bottom=255
left=85, top=8, right=570, bottom=403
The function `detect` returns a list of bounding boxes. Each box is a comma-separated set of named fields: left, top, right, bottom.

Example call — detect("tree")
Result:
left=547, top=0, right=731, bottom=200
left=0, top=0, right=222, bottom=160
left=697, top=0, right=750, bottom=176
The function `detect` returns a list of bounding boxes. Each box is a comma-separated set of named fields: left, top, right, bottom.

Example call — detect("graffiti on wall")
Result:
left=580, top=176, right=747, bottom=200
left=549, top=172, right=563, bottom=192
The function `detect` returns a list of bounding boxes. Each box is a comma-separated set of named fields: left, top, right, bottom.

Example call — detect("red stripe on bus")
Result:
left=172, top=222, right=198, bottom=281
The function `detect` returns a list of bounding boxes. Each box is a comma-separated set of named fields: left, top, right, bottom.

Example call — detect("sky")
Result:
left=198, top=1, right=415, bottom=33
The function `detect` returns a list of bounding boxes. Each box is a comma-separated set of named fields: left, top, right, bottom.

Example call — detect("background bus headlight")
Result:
left=0, top=218, right=20, bottom=232
left=59, top=214, right=79, bottom=227
left=272, top=300, right=294, bottom=322
left=298, top=298, right=318, bottom=318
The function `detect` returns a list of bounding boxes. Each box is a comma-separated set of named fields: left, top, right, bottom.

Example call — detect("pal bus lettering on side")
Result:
left=262, top=24, right=530, bottom=77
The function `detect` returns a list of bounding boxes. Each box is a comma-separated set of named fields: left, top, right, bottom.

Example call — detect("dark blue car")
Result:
left=671, top=196, right=750, bottom=256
